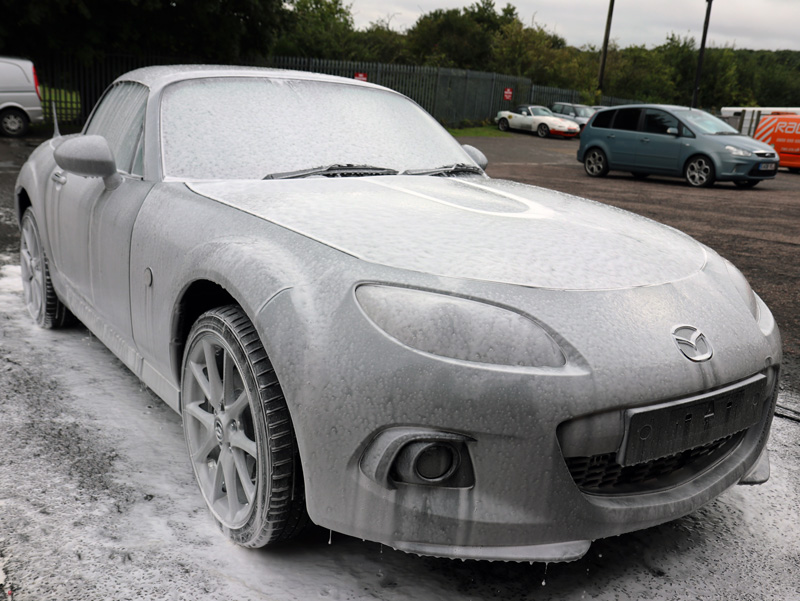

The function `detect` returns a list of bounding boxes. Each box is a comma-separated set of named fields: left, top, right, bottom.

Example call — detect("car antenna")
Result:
left=51, top=100, right=60, bottom=138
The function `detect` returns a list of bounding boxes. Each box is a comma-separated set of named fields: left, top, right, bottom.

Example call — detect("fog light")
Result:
left=415, top=443, right=459, bottom=481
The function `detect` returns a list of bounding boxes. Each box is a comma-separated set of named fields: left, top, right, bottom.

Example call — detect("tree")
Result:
left=0, top=0, right=284, bottom=63
left=273, top=0, right=360, bottom=60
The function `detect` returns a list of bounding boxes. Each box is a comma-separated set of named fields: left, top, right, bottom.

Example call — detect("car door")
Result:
left=46, top=81, right=154, bottom=345
left=637, top=108, right=682, bottom=173
left=515, top=106, right=535, bottom=131
left=606, top=108, right=643, bottom=168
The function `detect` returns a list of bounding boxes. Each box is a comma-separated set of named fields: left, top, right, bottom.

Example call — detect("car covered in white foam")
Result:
left=15, top=66, right=782, bottom=563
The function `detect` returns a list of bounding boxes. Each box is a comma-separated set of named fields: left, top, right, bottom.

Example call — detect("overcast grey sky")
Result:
left=349, top=0, right=800, bottom=51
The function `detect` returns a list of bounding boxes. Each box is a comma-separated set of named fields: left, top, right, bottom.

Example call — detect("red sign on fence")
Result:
left=354, top=72, right=368, bottom=82
left=503, top=87, right=513, bottom=101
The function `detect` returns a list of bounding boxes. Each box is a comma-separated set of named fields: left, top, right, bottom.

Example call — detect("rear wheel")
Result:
left=498, top=118, right=509, bottom=132
left=20, top=209, right=72, bottom=328
left=537, top=123, right=550, bottom=138
left=684, top=155, right=715, bottom=187
left=181, top=305, right=308, bottom=547
left=0, top=108, right=29, bottom=137
left=734, top=180, right=759, bottom=188
left=584, top=148, right=609, bottom=177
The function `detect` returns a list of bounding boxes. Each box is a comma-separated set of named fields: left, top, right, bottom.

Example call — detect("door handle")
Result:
left=607, top=134, right=615, bottom=139
left=51, top=171, right=67, bottom=185
left=640, top=137, right=650, bottom=143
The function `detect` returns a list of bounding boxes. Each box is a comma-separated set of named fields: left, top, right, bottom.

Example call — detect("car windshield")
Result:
left=532, top=107, right=553, bottom=116
left=160, top=77, right=473, bottom=179
left=674, top=109, right=740, bottom=135
left=575, top=106, right=594, bottom=117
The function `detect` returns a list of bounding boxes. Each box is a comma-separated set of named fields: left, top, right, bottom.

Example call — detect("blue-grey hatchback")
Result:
left=577, top=104, right=780, bottom=188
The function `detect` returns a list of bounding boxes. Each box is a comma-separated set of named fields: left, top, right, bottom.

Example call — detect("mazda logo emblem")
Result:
left=672, top=325, right=713, bottom=362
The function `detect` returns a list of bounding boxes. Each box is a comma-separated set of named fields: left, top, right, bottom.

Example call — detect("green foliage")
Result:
left=273, top=0, right=359, bottom=60
left=5, top=0, right=798, bottom=107
left=0, top=0, right=284, bottom=63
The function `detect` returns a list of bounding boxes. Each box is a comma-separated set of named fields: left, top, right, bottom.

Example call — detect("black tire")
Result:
left=0, top=108, right=30, bottom=137
left=584, top=147, right=609, bottom=177
left=19, top=208, right=73, bottom=328
left=684, top=155, right=715, bottom=187
left=734, top=180, right=759, bottom=188
left=537, top=123, right=550, bottom=138
left=181, top=305, right=308, bottom=547
left=498, top=118, right=509, bottom=132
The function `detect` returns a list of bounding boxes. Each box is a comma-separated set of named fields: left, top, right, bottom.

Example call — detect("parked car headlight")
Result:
left=356, top=285, right=565, bottom=368
left=725, top=145, right=752, bottom=157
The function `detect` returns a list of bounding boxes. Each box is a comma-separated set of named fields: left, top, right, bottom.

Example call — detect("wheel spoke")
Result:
left=225, top=389, right=249, bottom=421
left=230, top=429, right=257, bottom=461
left=202, top=339, right=224, bottom=405
left=222, top=350, right=236, bottom=406
left=232, top=448, right=256, bottom=504
left=219, top=448, right=244, bottom=516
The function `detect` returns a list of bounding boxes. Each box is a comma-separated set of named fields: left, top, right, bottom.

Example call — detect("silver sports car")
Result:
left=15, top=66, right=782, bottom=562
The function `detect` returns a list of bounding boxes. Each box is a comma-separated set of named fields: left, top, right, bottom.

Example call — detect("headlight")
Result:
left=355, top=285, right=565, bottom=368
left=725, top=145, right=752, bottom=157
left=724, top=259, right=759, bottom=320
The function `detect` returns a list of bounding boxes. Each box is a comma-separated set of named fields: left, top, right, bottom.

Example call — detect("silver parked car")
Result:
left=578, top=104, right=780, bottom=187
left=0, top=56, right=44, bottom=137
left=16, top=66, right=782, bottom=563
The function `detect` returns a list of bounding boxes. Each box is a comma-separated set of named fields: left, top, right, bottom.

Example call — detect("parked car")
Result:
left=496, top=105, right=580, bottom=138
left=551, top=102, right=596, bottom=130
left=0, top=56, right=44, bottom=137
left=16, top=66, right=781, bottom=563
left=578, top=104, right=780, bottom=187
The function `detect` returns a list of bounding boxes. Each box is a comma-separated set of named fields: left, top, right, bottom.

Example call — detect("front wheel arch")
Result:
left=171, top=279, right=238, bottom=387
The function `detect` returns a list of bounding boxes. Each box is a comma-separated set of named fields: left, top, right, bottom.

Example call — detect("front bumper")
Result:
left=716, top=155, right=779, bottom=181
left=257, top=262, right=781, bottom=562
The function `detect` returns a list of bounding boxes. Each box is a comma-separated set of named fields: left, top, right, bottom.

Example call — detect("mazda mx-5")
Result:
left=15, top=66, right=781, bottom=562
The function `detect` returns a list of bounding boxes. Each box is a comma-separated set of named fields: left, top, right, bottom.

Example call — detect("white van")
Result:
left=0, top=56, right=44, bottom=137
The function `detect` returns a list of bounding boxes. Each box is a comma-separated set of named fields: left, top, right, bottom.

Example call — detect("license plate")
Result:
left=617, top=373, right=767, bottom=466
left=759, top=163, right=777, bottom=171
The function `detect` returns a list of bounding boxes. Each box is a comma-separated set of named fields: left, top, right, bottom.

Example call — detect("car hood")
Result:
left=188, top=176, right=707, bottom=291
left=703, top=133, right=776, bottom=153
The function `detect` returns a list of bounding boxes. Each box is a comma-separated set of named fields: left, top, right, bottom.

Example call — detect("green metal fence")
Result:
left=34, top=53, right=636, bottom=129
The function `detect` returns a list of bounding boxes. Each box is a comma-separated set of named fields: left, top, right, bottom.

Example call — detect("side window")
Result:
left=552, top=104, right=563, bottom=114
left=612, top=108, right=642, bottom=131
left=643, top=109, right=678, bottom=135
left=591, top=110, right=614, bottom=129
left=85, top=81, right=149, bottom=176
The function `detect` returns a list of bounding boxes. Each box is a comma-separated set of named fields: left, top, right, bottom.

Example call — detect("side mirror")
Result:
left=54, top=135, right=122, bottom=190
left=462, top=144, right=488, bottom=169
left=667, top=127, right=679, bottom=136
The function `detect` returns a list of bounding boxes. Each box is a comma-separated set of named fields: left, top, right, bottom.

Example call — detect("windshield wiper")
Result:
left=263, top=164, right=399, bottom=180
left=401, top=163, right=484, bottom=176
left=710, top=131, right=743, bottom=135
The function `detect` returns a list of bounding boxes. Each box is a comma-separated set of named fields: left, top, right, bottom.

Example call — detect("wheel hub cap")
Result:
left=214, top=418, right=225, bottom=444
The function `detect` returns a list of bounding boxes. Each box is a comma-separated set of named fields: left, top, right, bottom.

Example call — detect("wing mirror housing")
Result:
left=462, top=144, right=488, bottom=169
left=667, top=127, right=679, bottom=136
left=54, top=135, right=123, bottom=190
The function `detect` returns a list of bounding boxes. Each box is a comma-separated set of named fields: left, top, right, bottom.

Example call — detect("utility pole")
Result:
left=597, top=0, right=615, bottom=94
left=691, top=0, right=714, bottom=108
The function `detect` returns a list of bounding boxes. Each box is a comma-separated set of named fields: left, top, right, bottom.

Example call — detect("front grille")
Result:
left=754, top=151, right=776, bottom=158
left=565, top=431, right=744, bottom=495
